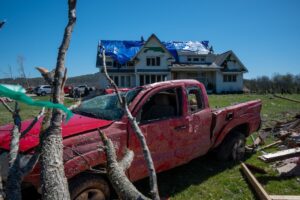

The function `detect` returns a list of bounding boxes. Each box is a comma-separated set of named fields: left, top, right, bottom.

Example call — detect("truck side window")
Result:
left=187, top=87, right=204, bottom=113
left=140, top=88, right=182, bottom=122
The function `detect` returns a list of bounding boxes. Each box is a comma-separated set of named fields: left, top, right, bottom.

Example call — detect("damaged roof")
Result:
left=98, top=34, right=210, bottom=64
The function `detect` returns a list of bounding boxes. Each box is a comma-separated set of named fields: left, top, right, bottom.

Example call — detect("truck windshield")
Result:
left=73, top=88, right=142, bottom=120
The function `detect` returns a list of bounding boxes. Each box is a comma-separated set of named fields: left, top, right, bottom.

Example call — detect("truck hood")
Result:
left=0, top=114, right=113, bottom=152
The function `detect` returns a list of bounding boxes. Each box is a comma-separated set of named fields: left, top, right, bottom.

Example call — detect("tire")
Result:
left=69, top=173, right=110, bottom=200
left=41, top=91, right=46, bottom=96
left=216, top=131, right=246, bottom=161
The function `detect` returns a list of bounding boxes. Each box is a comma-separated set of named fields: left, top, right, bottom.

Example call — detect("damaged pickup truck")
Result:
left=0, top=79, right=262, bottom=199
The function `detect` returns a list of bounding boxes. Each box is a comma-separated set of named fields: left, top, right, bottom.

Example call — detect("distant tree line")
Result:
left=244, top=73, right=300, bottom=94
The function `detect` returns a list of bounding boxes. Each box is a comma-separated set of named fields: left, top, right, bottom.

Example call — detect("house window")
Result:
left=223, top=75, right=237, bottom=82
left=187, top=56, right=203, bottom=63
left=146, top=57, right=160, bottom=66
left=113, top=61, right=121, bottom=68
left=139, top=74, right=168, bottom=86
left=106, top=61, right=112, bottom=66
left=127, top=61, right=134, bottom=66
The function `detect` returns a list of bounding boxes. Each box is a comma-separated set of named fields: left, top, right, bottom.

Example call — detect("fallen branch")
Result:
left=101, top=49, right=160, bottom=200
left=98, top=130, right=150, bottom=200
left=0, top=98, right=14, bottom=113
left=5, top=103, right=45, bottom=200
left=274, top=94, right=300, bottom=104
left=21, top=107, right=45, bottom=138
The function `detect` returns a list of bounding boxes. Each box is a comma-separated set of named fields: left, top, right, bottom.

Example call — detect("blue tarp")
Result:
left=99, top=40, right=210, bottom=64
left=99, top=40, right=143, bottom=64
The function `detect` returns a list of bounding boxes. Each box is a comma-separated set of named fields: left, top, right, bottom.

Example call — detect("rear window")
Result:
left=186, top=87, right=204, bottom=113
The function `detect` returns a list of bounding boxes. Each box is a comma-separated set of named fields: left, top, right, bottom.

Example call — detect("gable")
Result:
left=133, top=34, right=175, bottom=61
left=215, top=51, right=248, bottom=72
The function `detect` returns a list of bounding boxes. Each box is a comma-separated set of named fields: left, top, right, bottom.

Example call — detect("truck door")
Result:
left=184, top=86, right=212, bottom=157
left=128, top=87, right=187, bottom=181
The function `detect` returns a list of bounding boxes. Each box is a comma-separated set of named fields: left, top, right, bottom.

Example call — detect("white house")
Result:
left=96, top=34, right=248, bottom=93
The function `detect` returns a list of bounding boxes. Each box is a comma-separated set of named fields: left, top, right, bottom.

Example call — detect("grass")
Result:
left=0, top=96, right=76, bottom=126
left=1, top=94, right=300, bottom=199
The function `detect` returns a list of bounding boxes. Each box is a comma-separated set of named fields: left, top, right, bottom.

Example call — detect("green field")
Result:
left=1, top=94, right=300, bottom=199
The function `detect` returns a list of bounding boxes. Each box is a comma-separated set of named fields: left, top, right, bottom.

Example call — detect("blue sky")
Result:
left=0, top=0, right=299, bottom=79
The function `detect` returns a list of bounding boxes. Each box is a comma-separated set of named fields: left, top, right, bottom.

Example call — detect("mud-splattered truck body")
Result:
left=0, top=79, right=261, bottom=198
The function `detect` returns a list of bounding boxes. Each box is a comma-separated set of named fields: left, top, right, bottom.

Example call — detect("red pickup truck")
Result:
left=0, top=80, right=261, bottom=199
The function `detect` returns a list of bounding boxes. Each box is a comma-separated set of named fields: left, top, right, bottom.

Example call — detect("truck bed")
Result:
left=211, top=100, right=262, bottom=148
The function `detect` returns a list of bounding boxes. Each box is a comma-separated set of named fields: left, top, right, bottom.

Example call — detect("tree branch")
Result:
left=21, top=107, right=45, bottom=138
left=0, top=98, right=14, bottom=114
left=101, top=49, right=160, bottom=200
left=98, top=130, right=150, bottom=200
left=118, top=149, right=134, bottom=171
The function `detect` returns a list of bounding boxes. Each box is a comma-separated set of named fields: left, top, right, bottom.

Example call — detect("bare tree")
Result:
left=39, top=0, right=77, bottom=199
left=17, top=56, right=30, bottom=88
left=101, top=50, right=160, bottom=200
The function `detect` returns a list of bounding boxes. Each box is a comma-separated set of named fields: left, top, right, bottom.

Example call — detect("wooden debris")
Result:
left=259, top=148, right=300, bottom=162
left=241, top=163, right=271, bottom=200
left=269, top=195, right=300, bottom=200
left=258, top=141, right=282, bottom=151
left=245, top=163, right=267, bottom=174
left=241, top=163, right=300, bottom=200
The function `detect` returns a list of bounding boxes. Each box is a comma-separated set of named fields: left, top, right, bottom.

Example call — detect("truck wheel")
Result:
left=216, top=132, right=245, bottom=161
left=69, top=174, right=110, bottom=200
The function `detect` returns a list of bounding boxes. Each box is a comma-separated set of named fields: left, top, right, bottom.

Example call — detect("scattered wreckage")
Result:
left=0, top=80, right=262, bottom=199
left=242, top=113, right=300, bottom=199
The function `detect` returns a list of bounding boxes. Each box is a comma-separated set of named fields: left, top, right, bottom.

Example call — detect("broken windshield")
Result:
left=73, top=88, right=142, bottom=120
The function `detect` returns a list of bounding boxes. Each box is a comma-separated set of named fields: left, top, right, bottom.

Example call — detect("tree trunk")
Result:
left=39, top=0, right=76, bottom=199
left=6, top=125, right=22, bottom=200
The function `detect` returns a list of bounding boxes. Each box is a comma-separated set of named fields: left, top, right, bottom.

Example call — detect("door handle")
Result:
left=174, top=125, right=187, bottom=131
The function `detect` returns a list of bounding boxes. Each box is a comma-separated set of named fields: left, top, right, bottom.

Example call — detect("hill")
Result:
left=0, top=72, right=101, bottom=88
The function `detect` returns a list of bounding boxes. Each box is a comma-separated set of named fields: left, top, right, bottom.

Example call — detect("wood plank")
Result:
left=241, top=163, right=271, bottom=200
left=258, top=141, right=282, bottom=151
left=259, top=148, right=300, bottom=162
left=270, top=195, right=300, bottom=200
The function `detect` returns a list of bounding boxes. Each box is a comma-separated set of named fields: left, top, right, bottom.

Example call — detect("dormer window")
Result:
left=146, top=57, right=160, bottom=66
left=187, top=56, right=206, bottom=63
